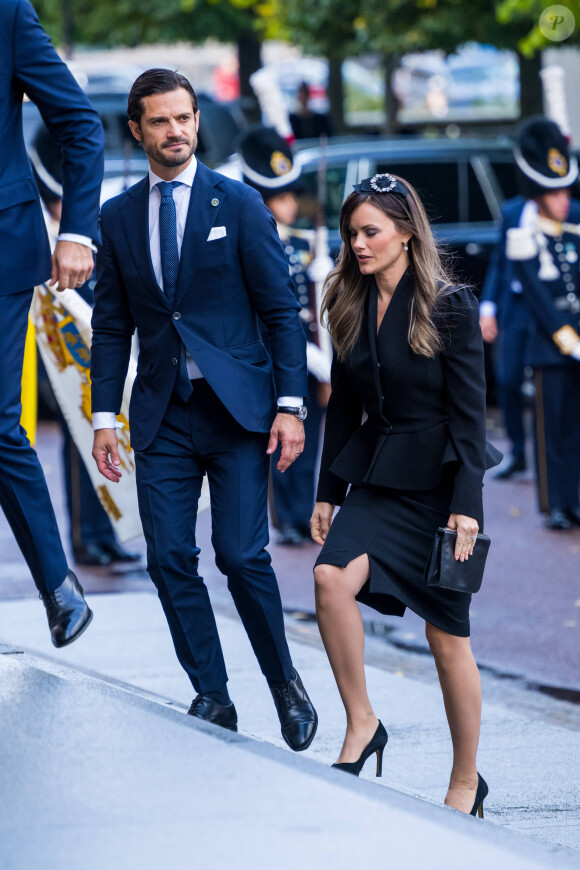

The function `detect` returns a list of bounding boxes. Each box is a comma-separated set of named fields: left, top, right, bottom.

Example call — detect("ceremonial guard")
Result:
left=506, top=117, right=580, bottom=530
left=238, top=127, right=330, bottom=544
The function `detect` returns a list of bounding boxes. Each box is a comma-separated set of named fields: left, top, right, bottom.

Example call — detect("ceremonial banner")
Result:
left=31, top=284, right=210, bottom=543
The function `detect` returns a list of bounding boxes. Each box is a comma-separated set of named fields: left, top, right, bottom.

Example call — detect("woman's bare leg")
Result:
left=425, top=622, right=482, bottom=813
left=314, top=555, right=379, bottom=763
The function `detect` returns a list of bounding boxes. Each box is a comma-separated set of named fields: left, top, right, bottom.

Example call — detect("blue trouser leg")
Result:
left=0, top=289, right=68, bottom=593
left=203, top=400, right=294, bottom=686
left=135, top=398, right=227, bottom=695
left=271, top=377, right=322, bottom=529
left=135, top=382, right=294, bottom=690
left=535, top=366, right=580, bottom=512
left=496, top=302, right=530, bottom=457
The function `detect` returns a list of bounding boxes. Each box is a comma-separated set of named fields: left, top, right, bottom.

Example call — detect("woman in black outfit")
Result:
left=311, top=173, right=501, bottom=816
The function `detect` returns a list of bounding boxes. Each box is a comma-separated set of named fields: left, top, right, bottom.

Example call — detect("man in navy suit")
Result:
left=0, top=0, right=103, bottom=645
left=91, top=69, right=317, bottom=748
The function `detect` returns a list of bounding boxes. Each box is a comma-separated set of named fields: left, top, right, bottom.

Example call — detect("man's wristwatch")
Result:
left=278, top=405, right=308, bottom=421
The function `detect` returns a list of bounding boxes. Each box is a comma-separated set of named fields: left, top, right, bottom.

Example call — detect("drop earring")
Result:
left=403, top=241, right=409, bottom=251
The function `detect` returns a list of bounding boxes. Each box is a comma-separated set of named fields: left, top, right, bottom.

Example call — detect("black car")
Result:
left=291, top=136, right=526, bottom=292
left=22, top=89, right=243, bottom=179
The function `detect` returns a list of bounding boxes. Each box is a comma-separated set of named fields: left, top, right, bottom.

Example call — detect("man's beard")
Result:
left=146, top=136, right=197, bottom=168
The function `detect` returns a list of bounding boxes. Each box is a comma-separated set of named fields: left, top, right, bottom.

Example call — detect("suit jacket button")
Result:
left=172, top=358, right=178, bottom=366
left=173, top=311, right=181, bottom=320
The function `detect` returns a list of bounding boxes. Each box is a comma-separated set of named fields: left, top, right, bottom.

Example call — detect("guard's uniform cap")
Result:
left=238, top=126, right=302, bottom=200
left=514, top=116, right=578, bottom=198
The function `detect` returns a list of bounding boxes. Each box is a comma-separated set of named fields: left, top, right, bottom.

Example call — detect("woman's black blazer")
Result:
left=316, top=270, right=502, bottom=521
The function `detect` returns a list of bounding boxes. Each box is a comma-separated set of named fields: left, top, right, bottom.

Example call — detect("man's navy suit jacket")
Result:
left=0, top=0, right=104, bottom=293
left=91, top=163, right=308, bottom=450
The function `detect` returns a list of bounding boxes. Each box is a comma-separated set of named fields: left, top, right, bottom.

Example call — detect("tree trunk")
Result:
left=60, top=0, right=74, bottom=58
left=327, top=58, right=345, bottom=134
left=382, top=53, right=400, bottom=135
left=237, top=25, right=262, bottom=123
left=518, top=50, right=544, bottom=119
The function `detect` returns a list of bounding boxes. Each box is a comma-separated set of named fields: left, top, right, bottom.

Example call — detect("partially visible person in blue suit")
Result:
left=0, top=0, right=104, bottom=645
left=91, top=69, right=317, bottom=748
left=479, top=196, right=534, bottom=480
left=30, top=126, right=140, bottom=568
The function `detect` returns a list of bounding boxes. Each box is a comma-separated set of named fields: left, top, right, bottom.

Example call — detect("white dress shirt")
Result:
left=93, top=157, right=301, bottom=431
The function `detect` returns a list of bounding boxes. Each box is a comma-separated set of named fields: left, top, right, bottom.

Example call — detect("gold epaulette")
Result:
left=553, top=324, right=580, bottom=354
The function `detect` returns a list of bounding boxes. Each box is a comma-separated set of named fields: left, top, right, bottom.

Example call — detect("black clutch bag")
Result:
left=424, top=527, right=491, bottom=594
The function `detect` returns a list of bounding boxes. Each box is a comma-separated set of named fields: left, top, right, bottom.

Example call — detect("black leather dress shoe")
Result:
left=270, top=670, right=318, bottom=751
left=494, top=454, right=526, bottom=480
left=565, top=507, right=580, bottom=526
left=545, top=509, right=573, bottom=530
left=187, top=695, right=238, bottom=732
left=41, top=571, right=93, bottom=648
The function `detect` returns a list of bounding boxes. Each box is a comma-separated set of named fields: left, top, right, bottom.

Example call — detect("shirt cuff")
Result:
left=277, top=396, right=303, bottom=407
left=479, top=301, right=497, bottom=318
left=92, top=412, right=124, bottom=431
left=57, top=233, right=98, bottom=254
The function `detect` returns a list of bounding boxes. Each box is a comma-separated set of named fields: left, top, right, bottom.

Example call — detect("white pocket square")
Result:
left=207, top=226, right=227, bottom=241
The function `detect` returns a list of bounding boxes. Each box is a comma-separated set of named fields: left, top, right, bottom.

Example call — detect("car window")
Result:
left=294, top=165, right=346, bottom=230
left=488, top=158, right=519, bottom=201
left=467, top=163, right=493, bottom=222
left=374, top=161, right=460, bottom=223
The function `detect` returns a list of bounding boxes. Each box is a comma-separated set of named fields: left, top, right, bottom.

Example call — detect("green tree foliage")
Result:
left=497, top=0, right=580, bottom=56
left=35, top=0, right=273, bottom=47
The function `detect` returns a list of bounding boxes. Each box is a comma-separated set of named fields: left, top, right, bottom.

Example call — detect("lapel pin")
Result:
left=211, top=198, right=219, bottom=207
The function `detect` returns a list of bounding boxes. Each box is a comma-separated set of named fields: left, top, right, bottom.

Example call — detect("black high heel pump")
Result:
left=331, top=721, right=388, bottom=777
left=470, top=773, right=489, bottom=818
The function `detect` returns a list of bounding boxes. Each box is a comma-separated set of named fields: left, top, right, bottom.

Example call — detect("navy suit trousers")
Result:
left=496, top=294, right=531, bottom=457
left=0, top=289, right=68, bottom=593
left=134, top=379, right=294, bottom=694
left=534, top=365, right=580, bottom=512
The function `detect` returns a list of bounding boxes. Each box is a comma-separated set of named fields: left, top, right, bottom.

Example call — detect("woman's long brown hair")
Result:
left=321, top=176, right=455, bottom=360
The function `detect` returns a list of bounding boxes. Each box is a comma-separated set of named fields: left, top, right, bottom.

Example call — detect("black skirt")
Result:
left=314, top=467, right=477, bottom=637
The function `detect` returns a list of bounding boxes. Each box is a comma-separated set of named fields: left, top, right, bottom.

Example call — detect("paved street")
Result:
left=4, top=414, right=578, bottom=696
left=1, top=417, right=580, bottom=864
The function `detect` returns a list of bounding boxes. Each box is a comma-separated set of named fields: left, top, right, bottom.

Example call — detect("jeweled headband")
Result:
left=353, top=173, right=408, bottom=197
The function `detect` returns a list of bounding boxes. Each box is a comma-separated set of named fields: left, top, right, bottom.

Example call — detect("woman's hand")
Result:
left=310, top=502, right=335, bottom=545
left=447, top=513, right=479, bottom=562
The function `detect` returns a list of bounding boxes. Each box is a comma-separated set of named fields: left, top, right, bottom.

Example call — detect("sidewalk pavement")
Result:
left=1, top=589, right=579, bottom=869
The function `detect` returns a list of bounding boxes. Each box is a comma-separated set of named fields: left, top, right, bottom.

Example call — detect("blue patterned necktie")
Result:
left=157, top=180, right=193, bottom=401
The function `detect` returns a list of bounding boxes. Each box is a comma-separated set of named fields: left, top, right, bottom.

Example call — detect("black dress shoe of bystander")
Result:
left=494, top=454, right=526, bottom=480
left=546, top=509, right=573, bottom=530
left=270, top=670, right=318, bottom=751
left=187, top=695, right=238, bottom=732
left=41, top=571, right=93, bottom=647
left=565, top=507, right=580, bottom=526
left=100, top=541, right=141, bottom=563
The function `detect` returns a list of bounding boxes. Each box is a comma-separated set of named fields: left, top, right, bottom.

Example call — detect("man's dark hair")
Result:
left=128, top=69, right=198, bottom=124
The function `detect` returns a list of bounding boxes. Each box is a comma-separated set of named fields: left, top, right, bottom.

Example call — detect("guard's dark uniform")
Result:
left=507, top=214, right=580, bottom=518
left=503, top=115, right=580, bottom=529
